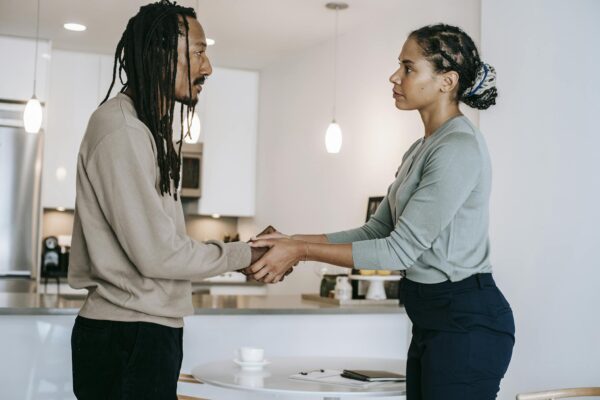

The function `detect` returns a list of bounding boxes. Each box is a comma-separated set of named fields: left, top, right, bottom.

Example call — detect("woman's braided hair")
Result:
left=410, top=24, right=497, bottom=110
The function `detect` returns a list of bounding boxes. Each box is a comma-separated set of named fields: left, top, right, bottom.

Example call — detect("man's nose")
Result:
left=202, top=54, right=213, bottom=77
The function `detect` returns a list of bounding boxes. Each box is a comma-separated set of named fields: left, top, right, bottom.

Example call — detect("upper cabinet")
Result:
left=39, top=48, right=258, bottom=217
left=42, top=50, right=114, bottom=210
left=0, top=36, right=51, bottom=102
left=0, top=36, right=51, bottom=135
left=193, top=67, right=258, bottom=217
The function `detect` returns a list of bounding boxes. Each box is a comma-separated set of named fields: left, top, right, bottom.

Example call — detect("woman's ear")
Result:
left=441, top=71, right=459, bottom=94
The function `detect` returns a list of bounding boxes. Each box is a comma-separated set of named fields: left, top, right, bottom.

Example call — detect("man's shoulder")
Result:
left=81, top=95, right=153, bottom=159
left=89, top=94, right=148, bottom=136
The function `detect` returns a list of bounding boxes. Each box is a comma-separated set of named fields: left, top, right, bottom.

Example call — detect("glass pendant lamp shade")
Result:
left=24, top=0, right=43, bottom=133
left=324, top=2, right=347, bottom=154
left=325, top=120, right=342, bottom=154
left=184, top=112, right=202, bottom=143
left=24, top=96, right=43, bottom=133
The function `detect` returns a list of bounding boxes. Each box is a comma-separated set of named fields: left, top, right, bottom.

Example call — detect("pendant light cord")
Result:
left=32, top=0, right=40, bottom=96
left=332, top=8, right=339, bottom=120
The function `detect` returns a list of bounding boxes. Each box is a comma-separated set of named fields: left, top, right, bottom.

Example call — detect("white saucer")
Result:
left=233, top=358, right=270, bottom=370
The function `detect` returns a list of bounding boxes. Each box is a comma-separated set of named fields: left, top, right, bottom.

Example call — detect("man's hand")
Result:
left=255, top=225, right=277, bottom=238
left=239, top=225, right=277, bottom=276
left=243, top=246, right=295, bottom=282
left=250, top=246, right=268, bottom=265
left=250, top=226, right=289, bottom=242
left=246, top=238, right=304, bottom=283
left=237, top=247, right=267, bottom=277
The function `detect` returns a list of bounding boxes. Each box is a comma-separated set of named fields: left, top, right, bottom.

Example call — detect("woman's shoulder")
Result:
left=402, top=138, right=424, bottom=160
left=432, top=117, right=480, bottom=148
left=448, top=115, right=477, bottom=133
left=427, top=130, right=481, bottom=166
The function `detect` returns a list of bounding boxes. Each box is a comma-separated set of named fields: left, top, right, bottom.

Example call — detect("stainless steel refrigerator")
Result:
left=0, top=125, right=43, bottom=277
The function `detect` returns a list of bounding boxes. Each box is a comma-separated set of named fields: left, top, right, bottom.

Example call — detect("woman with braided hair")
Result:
left=247, top=24, right=514, bottom=399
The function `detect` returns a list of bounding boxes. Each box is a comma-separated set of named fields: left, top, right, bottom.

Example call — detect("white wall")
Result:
left=239, top=0, right=480, bottom=294
left=480, top=0, right=600, bottom=398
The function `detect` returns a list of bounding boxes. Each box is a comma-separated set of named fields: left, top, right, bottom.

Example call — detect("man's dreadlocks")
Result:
left=101, top=0, right=196, bottom=200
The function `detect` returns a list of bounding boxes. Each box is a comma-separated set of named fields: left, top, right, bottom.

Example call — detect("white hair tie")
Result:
left=465, top=63, right=496, bottom=97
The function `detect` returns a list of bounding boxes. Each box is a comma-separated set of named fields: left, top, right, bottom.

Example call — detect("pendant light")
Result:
left=24, top=0, right=42, bottom=134
left=324, top=2, right=347, bottom=154
left=183, top=112, right=202, bottom=144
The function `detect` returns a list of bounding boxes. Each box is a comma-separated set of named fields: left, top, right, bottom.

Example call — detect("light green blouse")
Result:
left=327, top=116, right=493, bottom=284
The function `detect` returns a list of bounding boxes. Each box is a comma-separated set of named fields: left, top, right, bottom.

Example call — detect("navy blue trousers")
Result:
left=399, top=274, right=515, bottom=400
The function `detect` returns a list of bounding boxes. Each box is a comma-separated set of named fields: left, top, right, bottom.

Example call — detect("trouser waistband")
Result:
left=400, top=273, right=496, bottom=295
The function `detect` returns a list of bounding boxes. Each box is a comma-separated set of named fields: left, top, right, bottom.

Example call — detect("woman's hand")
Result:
left=246, top=238, right=306, bottom=283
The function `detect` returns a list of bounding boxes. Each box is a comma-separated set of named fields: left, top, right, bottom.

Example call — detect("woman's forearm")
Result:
left=291, top=234, right=329, bottom=244
left=289, top=235, right=354, bottom=268
left=304, top=242, right=354, bottom=269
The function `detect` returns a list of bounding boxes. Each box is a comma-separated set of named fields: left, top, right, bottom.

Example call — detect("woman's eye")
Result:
left=405, top=66, right=412, bottom=73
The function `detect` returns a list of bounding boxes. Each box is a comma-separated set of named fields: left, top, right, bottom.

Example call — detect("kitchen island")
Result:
left=0, top=293, right=409, bottom=400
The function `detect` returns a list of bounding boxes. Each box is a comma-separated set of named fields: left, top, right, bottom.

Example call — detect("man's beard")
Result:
left=177, top=95, right=198, bottom=107
left=176, top=75, right=206, bottom=106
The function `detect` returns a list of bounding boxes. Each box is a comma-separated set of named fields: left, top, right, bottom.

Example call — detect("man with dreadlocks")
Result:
left=68, top=1, right=268, bottom=398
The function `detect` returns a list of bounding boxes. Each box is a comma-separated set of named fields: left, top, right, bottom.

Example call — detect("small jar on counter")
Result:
left=334, top=276, right=352, bottom=301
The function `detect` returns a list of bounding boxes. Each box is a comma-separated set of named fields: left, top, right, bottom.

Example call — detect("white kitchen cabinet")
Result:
left=192, top=67, right=258, bottom=217
left=42, top=50, right=114, bottom=209
left=0, top=36, right=51, bottom=102
left=0, top=36, right=51, bottom=134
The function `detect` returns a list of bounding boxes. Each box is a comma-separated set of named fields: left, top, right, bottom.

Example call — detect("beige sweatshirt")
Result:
left=68, top=93, right=251, bottom=328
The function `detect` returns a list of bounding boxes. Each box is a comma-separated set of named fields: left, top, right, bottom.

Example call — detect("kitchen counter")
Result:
left=0, top=292, right=404, bottom=316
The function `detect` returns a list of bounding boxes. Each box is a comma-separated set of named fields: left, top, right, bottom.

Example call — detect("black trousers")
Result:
left=71, top=316, right=183, bottom=400
left=400, top=273, right=515, bottom=400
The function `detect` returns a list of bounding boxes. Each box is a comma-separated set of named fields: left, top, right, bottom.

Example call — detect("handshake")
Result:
left=241, top=225, right=307, bottom=284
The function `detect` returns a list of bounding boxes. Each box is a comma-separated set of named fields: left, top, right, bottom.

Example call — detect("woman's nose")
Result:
left=389, top=69, right=401, bottom=85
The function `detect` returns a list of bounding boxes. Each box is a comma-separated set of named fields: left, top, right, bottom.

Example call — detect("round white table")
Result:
left=192, top=356, right=406, bottom=400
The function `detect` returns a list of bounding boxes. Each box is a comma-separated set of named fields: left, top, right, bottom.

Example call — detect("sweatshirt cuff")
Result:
left=223, top=241, right=252, bottom=271
left=351, top=240, right=384, bottom=270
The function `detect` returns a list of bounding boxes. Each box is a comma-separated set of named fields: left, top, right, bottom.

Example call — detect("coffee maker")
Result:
left=41, top=236, right=69, bottom=279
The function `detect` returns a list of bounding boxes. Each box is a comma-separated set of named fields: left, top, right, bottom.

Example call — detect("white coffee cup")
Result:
left=236, top=347, right=264, bottom=363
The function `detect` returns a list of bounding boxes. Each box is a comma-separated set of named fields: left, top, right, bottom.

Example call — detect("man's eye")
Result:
left=405, top=66, right=412, bottom=73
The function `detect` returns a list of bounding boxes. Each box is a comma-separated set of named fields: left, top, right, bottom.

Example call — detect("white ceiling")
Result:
left=0, top=0, right=403, bottom=70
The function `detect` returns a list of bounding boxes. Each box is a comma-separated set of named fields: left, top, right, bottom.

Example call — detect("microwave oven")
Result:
left=180, top=142, right=203, bottom=198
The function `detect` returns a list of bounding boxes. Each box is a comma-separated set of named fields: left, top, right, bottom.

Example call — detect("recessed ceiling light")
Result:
left=64, top=23, right=86, bottom=32
left=206, top=38, right=215, bottom=46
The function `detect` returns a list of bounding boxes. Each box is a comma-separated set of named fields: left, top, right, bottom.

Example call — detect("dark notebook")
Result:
left=341, top=369, right=406, bottom=382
